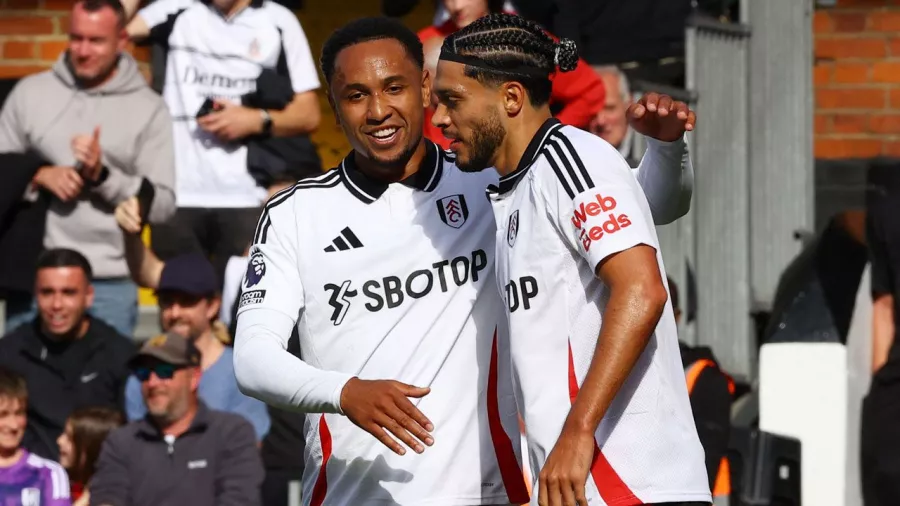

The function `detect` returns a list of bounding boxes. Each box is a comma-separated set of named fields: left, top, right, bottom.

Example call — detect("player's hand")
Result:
left=33, top=165, right=84, bottom=202
left=197, top=100, right=262, bottom=142
left=339, top=378, right=435, bottom=456
left=538, top=428, right=595, bottom=506
left=627, top=92, right=696, bottom=143
left=71, top=126, right=103, bottom=181
left=115, top=196, right=142, bottom=234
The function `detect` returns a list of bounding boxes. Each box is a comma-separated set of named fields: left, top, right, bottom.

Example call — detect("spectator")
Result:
left=0, top=366, right=72, bottom=506
left=863, top=166, right=900, bottom=506
left=671, top=276, right=733, bottom=498
left=0, top=249, right=135, bottom=461
left=588, top=65, right=637, bottom=165
left=0, top=0, right=176, bottom=336
left=56, top=407, right=123, bottom=506
left=90, top=332, right=264, bottom=506
left=113, top=233, right=269, bottom=440
left=121, top=0, right=322, bottom=285
left=418, top=0, right=605, bottom=149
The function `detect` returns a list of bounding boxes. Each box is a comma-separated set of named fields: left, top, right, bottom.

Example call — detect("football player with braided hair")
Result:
left=433, top=13, right=710, bottom=506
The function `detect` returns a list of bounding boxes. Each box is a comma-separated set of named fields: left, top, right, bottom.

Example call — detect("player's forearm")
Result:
left=562, top=278, right=667, bottom=434
left=121, top=0, right=141, bottom=20
left=872, top=295, right=895, bottom=373
left=234, top=308, right=354, bottom=414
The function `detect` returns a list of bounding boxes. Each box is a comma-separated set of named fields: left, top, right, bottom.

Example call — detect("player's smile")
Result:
left=364, top=124, right=404, bottom=149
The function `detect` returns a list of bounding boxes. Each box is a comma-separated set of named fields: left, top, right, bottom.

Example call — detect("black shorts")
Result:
left=861, top=379, right=900, bottom=506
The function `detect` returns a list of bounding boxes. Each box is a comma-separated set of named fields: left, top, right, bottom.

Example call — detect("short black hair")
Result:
left=320, top=17, right=424, bottom=85
left=78, top=0, right=127, bottom=29
left=37, top=248, right=93, bottom=280
left=442, top=13, right=578, bottom=106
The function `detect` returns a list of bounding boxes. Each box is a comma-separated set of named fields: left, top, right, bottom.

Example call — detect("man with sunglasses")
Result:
left=91, top=331, right=264, bottom=506
left=121, top=253, right=270, bottom=441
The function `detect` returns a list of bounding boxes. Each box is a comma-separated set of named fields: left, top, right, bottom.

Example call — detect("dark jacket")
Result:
left=91, top=402, right=264, bottom=506
left=0, top=151, right=49, bottom=296
left=0, top=316, right=135, bottom=460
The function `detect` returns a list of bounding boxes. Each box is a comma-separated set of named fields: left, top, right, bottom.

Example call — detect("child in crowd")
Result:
left=56, top=408, right=123, bottom=506
left=0, top=367, right=70, bottom=506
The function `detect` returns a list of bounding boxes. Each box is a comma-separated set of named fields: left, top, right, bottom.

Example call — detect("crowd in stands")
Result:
left=0, top=0, right=734, bottom=504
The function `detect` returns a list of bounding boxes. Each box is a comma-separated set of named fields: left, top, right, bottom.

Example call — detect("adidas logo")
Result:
left=324, top=227, right=364, bottom=252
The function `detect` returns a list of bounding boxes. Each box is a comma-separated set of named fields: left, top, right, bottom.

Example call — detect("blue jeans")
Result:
left=89, top=278, right=138, bottom=337
left=3, top=278, right=137, bottom=338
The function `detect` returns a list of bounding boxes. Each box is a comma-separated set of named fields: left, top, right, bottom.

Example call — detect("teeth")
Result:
left=372, top=128, right=398, bottom=139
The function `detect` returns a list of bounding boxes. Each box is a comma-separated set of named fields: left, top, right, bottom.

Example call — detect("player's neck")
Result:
left=0, top=447, right=23, bottom=468
left=494, top=108, right=553, bottom=177
left=355, top=140, right=428, bottom=184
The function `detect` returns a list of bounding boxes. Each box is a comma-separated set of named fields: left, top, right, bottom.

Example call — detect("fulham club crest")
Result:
left=507, top=210, right=519, bottom=247
left=437, top=194, right=469, bottom=229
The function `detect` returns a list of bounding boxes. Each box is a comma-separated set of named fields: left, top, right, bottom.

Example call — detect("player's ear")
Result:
left=421, top=68, right=433, bottom=109
left=501, top=81, right=526, bottom=117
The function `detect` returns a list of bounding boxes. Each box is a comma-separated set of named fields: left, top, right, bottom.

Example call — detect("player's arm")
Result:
left=629, top=93, right=696, bottom=225
left=233, top=205, right=434, bottom=456
left=537, top=143, right=667, bottom=506
left=125, top=0, right=191, bottom=42
left=868, top=206, right=895, bottom=373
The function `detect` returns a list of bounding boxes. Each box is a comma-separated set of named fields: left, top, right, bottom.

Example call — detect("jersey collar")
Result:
left=340, top=140, right=444, bottom=204
left=489, top=118, right=562, bottom=196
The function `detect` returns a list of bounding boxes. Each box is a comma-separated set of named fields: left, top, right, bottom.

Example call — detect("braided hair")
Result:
left=442, top=13, right=578, bottom=106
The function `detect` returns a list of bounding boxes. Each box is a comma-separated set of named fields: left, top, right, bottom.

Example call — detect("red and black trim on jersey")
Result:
left=339, top=140, right=445, bottom=204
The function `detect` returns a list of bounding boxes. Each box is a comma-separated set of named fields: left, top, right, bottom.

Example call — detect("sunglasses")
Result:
left=133, top=363, right=182, bottom=381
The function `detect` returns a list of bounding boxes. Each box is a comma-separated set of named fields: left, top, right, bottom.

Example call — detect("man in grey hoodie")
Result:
left=0, top=0, right=175, bottom=337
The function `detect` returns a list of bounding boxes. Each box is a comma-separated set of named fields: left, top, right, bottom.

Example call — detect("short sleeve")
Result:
left=276, top=11, right=320, bottom=94
left=137, top=0, right=193, bottom=35
left=236, top=203, right=305, bottom=321
left=540, top=134, right=656, bottom=272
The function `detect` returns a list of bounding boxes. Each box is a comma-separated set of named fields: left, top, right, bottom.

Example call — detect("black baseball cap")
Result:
left=157, top=253, right=218, bottom=296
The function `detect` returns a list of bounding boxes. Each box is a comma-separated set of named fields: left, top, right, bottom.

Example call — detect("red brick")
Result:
left=815, top=37, right=887, bottom=59
left=871, top=11, right=900, bottom=32
left=0, top=16, right=54, bottom=35
left=834, top=12, right=868, bottom=32
left=890, top=38, right=900, bottom=56
left=813, top=10, right=834, bottom=33
left=870, top=114, right=900, bottom=134
left=2, top=40, right=34, bottom=60
left=815, top=114, right=831, bottom=135
left=816, top=88, right=885, bottom=109
left=873, top=61, right=900, bottom=82
left=814, top=138, right=881, bottom=159
left=814, top=11, right=834, bottom=33
left=832, top=114, right=868, bottom=134
left=814, top=64, right=832, bottom=86
left=37, top=40, right=67, bottom=61
left=890, top=89, right=900, bottom=108
left=884, top=141, right=900, bottom=157
left=0, top=64, right=48, bottom=78
left=833, top=62, right=869, bottom=84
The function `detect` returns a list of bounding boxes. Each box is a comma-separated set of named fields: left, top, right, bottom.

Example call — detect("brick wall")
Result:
left=815, top=0, right=900, bottom=159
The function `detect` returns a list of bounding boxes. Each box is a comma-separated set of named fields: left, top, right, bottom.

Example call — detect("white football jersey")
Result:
left=236, top=141, right=529, bottom=506
left=488, top=119, right=711, bottom=505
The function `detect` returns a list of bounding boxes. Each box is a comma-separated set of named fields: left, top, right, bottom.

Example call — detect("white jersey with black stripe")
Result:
left=234, top=141, right=529, bottom=506
left=487, top=119, right=711, bottom=505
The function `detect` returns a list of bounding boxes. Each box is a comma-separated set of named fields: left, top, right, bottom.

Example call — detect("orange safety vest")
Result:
left=685, top=359, right=735, bottom=498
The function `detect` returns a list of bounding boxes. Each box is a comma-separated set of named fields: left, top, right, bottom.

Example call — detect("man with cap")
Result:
left=91, top=331, right=264, bottom=506
left=121, top=252, right=270, bottom=440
